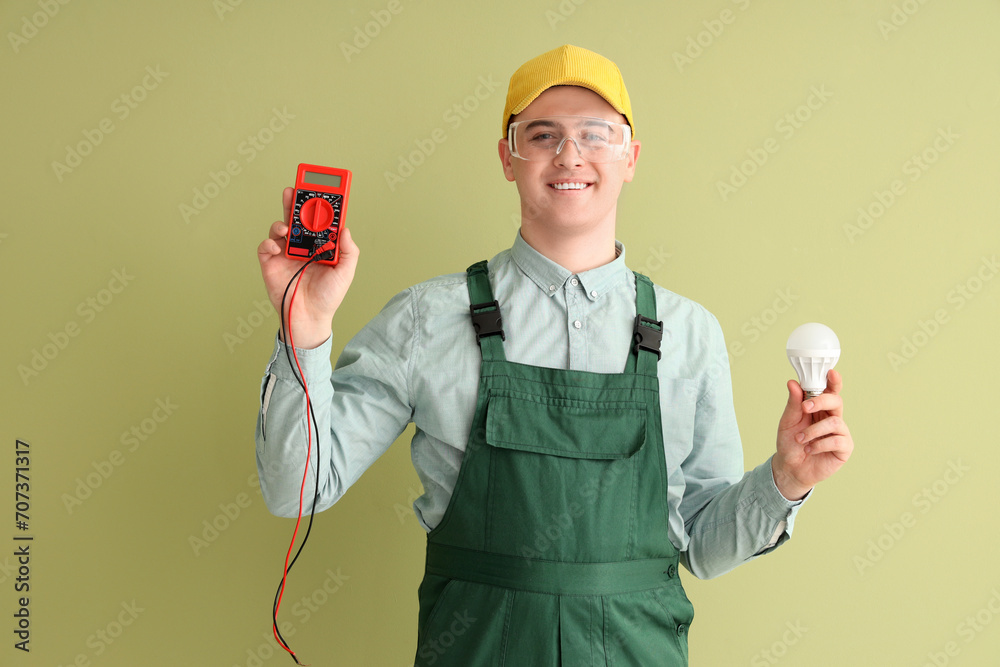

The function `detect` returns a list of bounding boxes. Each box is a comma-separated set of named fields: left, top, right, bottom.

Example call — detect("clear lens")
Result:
left=509, top=116, right=631, bottom=163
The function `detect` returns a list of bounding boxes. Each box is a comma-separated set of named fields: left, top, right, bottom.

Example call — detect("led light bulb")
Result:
left=786, top=323, right=840, bottom=398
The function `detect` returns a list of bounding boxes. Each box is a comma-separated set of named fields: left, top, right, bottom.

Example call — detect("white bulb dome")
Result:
left=786, top=323, right=840, bottom=397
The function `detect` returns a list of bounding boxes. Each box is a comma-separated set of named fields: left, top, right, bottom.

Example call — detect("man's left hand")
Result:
left=772, top=369, right=854, bottom=501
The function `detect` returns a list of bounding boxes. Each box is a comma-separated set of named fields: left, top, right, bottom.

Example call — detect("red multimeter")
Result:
left=285, top=163, right=352, bottom=266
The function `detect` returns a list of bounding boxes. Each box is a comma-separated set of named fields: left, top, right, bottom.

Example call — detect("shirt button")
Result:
left=666, top=564, right=676, bottom=578
left=676, top=624, right=687, bottom=636
left=573, top=320, right=582, bottom=329
left=570, top=278, right=579, bottom=286
left=590, top=290, right=598, bottom=298
left=548, top=284, right=556, bottom=292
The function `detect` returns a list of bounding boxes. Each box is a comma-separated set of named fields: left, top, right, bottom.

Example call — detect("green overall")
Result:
left=414, top=262, right=694, bottom=667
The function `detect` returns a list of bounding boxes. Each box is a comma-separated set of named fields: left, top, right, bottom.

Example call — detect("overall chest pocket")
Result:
left=483, top=390, right=647, bottom=561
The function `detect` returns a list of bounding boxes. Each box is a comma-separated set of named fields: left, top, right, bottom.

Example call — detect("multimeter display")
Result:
left=286, top=163, right=352, bottom=266
left=303, top=171, right=341, bottom=188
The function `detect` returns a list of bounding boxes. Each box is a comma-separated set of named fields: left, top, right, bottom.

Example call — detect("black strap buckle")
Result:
left=633, top=314, right=663, bottom=359
left=470, top=301, right=505, bottom=344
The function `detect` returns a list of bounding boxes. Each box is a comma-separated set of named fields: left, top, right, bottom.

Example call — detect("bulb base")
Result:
left=804, top=390, right=824, bottom=398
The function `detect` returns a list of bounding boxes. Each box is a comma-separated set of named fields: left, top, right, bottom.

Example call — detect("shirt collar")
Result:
left=510, top=231, right=631, bottom=301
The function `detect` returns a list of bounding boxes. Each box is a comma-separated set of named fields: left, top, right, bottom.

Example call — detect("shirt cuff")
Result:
left=264, top=330, right=334, bottom=387
left=758, top=455, right=812, bottom=534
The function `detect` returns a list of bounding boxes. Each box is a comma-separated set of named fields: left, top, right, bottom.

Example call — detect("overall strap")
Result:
left=466, top=261, right=506, bottom=362
left=627, top=271, right=662, bottom=376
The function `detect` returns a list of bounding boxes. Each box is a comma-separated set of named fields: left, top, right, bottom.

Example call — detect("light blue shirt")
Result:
left=255, top=232, right=807, bottom=579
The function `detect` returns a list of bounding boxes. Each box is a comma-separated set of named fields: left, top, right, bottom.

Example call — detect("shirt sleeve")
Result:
left=678, top=314, right=810, bottom=579
left=254, top=289, right=416, bottom=518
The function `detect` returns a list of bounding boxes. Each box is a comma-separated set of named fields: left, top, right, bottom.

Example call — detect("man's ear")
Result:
left=498, top=138, right=516, bottom=182
left=623, top=140, right=641, bottom=183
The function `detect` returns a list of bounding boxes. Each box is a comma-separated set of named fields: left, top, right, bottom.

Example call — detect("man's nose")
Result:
left=554, top=137, right=585, bottom=166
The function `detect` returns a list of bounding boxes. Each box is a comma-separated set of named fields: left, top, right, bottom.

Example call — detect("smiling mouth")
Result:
left=549, top=182, right=591, bottom=190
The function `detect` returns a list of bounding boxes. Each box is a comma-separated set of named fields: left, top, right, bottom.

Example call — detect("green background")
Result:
left=2, top=0, right=999, bottom=665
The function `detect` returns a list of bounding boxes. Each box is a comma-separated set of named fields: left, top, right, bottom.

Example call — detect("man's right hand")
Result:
left=257, top=187, right=360, bottom=349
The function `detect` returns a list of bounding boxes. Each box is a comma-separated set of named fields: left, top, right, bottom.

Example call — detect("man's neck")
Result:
left=519, top=221, right=618, bottom=274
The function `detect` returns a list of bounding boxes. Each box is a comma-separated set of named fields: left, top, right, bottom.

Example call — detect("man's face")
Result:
left=498, top=85, right=640, bottom=234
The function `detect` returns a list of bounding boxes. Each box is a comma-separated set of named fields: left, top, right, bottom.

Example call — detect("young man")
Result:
left=255, top=44, right=853, bottom=666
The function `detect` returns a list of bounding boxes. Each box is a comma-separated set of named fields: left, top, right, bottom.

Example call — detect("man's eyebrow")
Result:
left=523, top=119, right=559, bottom=130
left=522, top=118, right=612, bottom=131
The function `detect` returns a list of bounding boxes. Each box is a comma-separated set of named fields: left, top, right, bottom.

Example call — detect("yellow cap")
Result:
left=501, top=44, right=634, bottom=139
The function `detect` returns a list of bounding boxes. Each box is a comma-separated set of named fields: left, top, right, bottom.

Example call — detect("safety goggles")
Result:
left=507, top=116, right=632, bottom=163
